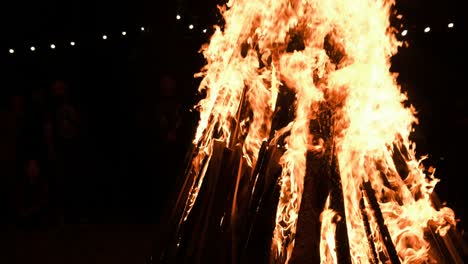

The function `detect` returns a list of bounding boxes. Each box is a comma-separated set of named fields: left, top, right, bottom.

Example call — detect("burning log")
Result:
left=289, top=151, right=331, bottom=264
left=362, top=180, right=401, bottom=264
left=359, top=193, right=379, bottom=264
left=240, top=144, right=284, bottom=263
left=327, top=149, right=353, bottom=264
left=387, top=138, right=467, bottom=263
left=155, top=143, right=211, bottom=263
left=177, top=140, right=229, bottom=263
left=429, top=193, right=468, bottom=264
left=289, top=146, right=353, bottom=264
left=154, top=0, right=465, bottom=263
left=163, top=142, right=254, bottom=263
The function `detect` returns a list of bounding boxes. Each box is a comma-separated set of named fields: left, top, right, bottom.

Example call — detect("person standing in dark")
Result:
left=155, top=74, right=192, bottom=178
left=156, top=74, right=184, bottom=149
left=45, top=79, right=83, bottom=223
left=15, top=159, right=50, bottom=230
left=17, top=87, right=50, bottom=162
left=0, top=94, right=26, bottom=223
left=151, top=74, right=189, bottom=218
left=14, top=86, right=53, bottom=229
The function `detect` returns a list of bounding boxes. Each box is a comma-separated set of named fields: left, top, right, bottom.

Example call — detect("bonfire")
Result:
left=156, top=0, right=466, bottom=263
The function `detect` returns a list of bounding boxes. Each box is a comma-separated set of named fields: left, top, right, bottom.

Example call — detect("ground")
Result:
left=11, top=223, right=155, bottom=264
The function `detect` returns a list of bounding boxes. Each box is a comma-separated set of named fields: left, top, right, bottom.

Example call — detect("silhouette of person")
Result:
left=0, top=94, right=26, bottom=223
left=16, top=159, right=50, bottom=230
left=46, top=79, right=83, bottom=222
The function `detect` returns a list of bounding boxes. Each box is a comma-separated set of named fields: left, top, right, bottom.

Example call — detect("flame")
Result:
left=181, top=0, right=458, bottom=263
left=320, top=196, right=339, bottom=264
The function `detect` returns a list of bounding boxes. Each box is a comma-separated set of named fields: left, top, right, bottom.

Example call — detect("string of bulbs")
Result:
left=5, top=15, right=458, bottom=55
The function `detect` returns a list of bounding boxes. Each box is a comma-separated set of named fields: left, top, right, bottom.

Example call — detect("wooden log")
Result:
left=234, top=141, right=269, bottom=255
left=389, top=141, right=467, bottom=263
left=359, top=191, right=379, bottom=264
left=155, top=144, right=210, bottom=263
left=240, top=144, right=284, bottom=264
left=362, top=180, right=401, bottom=264
left=230, top=84, right=249, bottom=149
left=290, top=101, right=352, bottom=264
left=430, top=193, right=468, bottom=264
left=269, top=85, right=296, bottom=140
left=198, top=145, right=240, bottom=264
left=178, top=140, right=228, bottom=263
left=289, top=151, right=331, bottom=264
left=227, top=145, right=251, bottom=264
left=391, top=141, right=410, bottom=181
left=328, top=151, right=352, bottom=264
left=250, top=141, right=268, bottom=190
left=183, top=143, right=249, bottom=264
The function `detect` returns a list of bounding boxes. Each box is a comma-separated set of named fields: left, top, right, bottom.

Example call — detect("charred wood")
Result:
left=363, top=180, right=401, bottom=264
left=328, top=150, right=352, bottom=264
left=289, top=150, right=331, bottom=264
left=241, top=145, right=284, bottom=264
left=359, top=192, right=379, bottom=264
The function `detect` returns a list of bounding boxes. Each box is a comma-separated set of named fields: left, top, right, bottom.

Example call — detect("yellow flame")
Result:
left=320, top=196, right=339, bottom=264
left=185, top=0, right=457, bottom=263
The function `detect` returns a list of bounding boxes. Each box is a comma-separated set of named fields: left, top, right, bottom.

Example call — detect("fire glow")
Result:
left=170, top=0, right=459, bottom=263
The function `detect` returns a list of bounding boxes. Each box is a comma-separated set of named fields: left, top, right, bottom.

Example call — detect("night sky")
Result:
left=2, top=0, right=467, bottom=241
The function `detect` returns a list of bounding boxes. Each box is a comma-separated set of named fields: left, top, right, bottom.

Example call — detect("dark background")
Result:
left=1, top=0, right=467, bottom=262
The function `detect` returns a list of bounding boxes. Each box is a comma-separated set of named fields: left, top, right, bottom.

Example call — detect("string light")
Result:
left=5, top=25, right=151, bottom=55
left=4, top=18, right=457, bottom=56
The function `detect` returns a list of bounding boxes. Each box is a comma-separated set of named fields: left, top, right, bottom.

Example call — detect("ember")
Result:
left=156, top=0, right=466, bottom=263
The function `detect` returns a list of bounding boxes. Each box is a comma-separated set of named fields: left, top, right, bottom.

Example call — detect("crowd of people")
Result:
left=1, top=69, right=196, bottom=229
left=0, top=79, right=82, bottom=229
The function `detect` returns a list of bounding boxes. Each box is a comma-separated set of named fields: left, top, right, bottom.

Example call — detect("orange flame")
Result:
left=183, top=0, right=458, bottom=263
left=320, top=196, right=339, bottom=264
